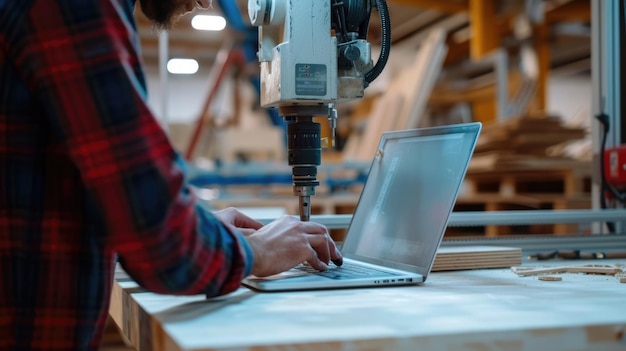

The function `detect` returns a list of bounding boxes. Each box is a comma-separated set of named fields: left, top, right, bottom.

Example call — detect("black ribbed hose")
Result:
left=364, top=0, right=390, bottom=86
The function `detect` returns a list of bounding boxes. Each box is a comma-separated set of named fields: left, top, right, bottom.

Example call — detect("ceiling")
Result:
left=135, top=0, right=591, bottom=81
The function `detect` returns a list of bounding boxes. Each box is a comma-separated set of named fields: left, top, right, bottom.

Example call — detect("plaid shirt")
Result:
left=0, top=0, right=253, bottom=349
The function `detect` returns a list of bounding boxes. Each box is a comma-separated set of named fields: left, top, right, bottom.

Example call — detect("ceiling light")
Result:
left=167, top=58, right=199, bottom=74
left=191, top=15, right=227, bottom=31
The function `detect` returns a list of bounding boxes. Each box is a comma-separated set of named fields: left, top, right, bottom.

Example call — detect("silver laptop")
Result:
left=243, top=122, right=482, bottom=291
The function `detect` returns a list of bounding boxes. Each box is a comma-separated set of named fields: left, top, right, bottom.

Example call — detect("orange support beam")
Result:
left=469, top=0, right=498, bottom=60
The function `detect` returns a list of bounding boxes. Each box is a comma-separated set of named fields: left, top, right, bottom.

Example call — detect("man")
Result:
left=0, top=0, right=342, bottom=350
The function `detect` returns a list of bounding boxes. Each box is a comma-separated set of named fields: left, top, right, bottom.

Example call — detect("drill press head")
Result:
left=248, top=0, right=390, bottom=220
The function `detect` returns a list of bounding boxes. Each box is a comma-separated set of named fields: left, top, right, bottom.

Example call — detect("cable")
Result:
left=364, top=0, right=390, bottom=85
left=595, top=113, right=626, bottom=233
left=598, top=115, right=615, bottom=233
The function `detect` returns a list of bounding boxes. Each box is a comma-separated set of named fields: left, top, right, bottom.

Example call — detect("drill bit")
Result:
left=299, top=195, right=311, bottom=221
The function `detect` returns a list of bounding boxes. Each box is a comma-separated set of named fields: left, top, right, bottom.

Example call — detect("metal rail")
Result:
left=441, top=233, right=626, bottom=253
left=255, top=209, right=626, bottom=253
left=256, top=209, right=626, bottom=229
left=447, top=209, right=626, bottom=227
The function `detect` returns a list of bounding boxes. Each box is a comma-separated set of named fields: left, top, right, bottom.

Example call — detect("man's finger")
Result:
left=306, top=234, right=331, bottom=266
left=235, top=214, right=264, bottom=230
left=305, top=247, right=329, bottom=271
left=331, top=246, right=343, bottom=266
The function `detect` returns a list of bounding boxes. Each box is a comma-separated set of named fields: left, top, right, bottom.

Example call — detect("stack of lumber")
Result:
left=468, top=152, right=590, bottom=173
left=469, top=114, right=588, bottom=172
left=448, top=116, right=592, bottom=237
left=475, top=114, right=587, bottom=155
left=464, top=114, right=591, bottom=199
left=432, top=246, right=522, bottom=271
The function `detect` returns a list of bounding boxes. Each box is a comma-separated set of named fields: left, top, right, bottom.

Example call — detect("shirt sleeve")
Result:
left=6, top=0, right=253, bottom=296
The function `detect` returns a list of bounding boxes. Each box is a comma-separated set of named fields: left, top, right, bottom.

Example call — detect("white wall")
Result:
left=547, top=74, right=592, bottom=127
left=145, top=66, right=270, bottom=125
left=145, top=66, right=224, bottom=125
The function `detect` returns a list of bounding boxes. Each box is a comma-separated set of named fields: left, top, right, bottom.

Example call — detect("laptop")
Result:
left=242, top=122, right=482, bottom=291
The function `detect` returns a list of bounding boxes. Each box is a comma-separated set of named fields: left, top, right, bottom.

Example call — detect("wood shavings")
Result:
left=511, top=264, right=623, bottom=277
left=539, top=276, right=562, bottom=281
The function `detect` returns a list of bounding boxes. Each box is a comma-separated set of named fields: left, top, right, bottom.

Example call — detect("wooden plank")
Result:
left=348, top=94, right=403, bottom=163
left=472, top=115, right=588, bottom=157
left=545, top=0, right=591, bottom=24
left=345, top=29, right=447, bottom=162
left=393, top=29, right=448, bottom=131
left=466, top=174, right=590, bottom=198
left=100, top=316, right=134, bottom=351
left=434, top=251, right=522, bottom=266
left=511, top=264, right=623, bottom=276
left=468, top=153, right=591, bottom=173
left=388, top=0, right=468, bottom=14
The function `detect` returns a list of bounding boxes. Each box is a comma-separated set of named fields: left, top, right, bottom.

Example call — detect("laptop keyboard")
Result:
left=296, top=261, right=401, bottom=280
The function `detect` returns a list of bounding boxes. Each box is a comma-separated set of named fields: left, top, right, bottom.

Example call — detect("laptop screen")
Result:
left=341, top=123, right=481, bottom=275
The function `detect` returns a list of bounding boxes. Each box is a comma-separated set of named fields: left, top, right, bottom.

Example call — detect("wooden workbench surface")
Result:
left=110, top=259, right=626, bottom=351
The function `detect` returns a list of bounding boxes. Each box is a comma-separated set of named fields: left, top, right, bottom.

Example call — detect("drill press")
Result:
left=248, top=0, right=391, bottom=221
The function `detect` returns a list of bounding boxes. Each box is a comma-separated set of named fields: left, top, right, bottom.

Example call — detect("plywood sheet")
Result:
left=433, top=245, right=522, bottom=271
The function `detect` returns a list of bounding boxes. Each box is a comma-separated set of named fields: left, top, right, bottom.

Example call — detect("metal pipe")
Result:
left=254, top=209, right=626, bottom=229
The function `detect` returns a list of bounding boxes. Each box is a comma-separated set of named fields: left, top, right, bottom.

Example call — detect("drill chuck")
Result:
left=287, top=117, right=322, bottom=221
left=287, top=119, right=322, bottom=168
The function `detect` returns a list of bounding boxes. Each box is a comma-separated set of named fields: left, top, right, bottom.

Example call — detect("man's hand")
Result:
left=214, top=207, right=263, bottom=236
left=244, top=215, right=343, bottom=277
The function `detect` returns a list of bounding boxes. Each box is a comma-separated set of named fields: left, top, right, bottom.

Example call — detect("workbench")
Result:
left=109, top=259, right=626, bottom=351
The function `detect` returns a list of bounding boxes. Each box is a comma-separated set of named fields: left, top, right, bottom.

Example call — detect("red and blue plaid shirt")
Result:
left=0, top=0, right=253, bottom=349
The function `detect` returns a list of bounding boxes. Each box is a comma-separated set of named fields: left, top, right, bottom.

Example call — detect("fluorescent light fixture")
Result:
left=191, top=15, right=227, bottom=31
left=167, top=58, right=199, bottom=74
